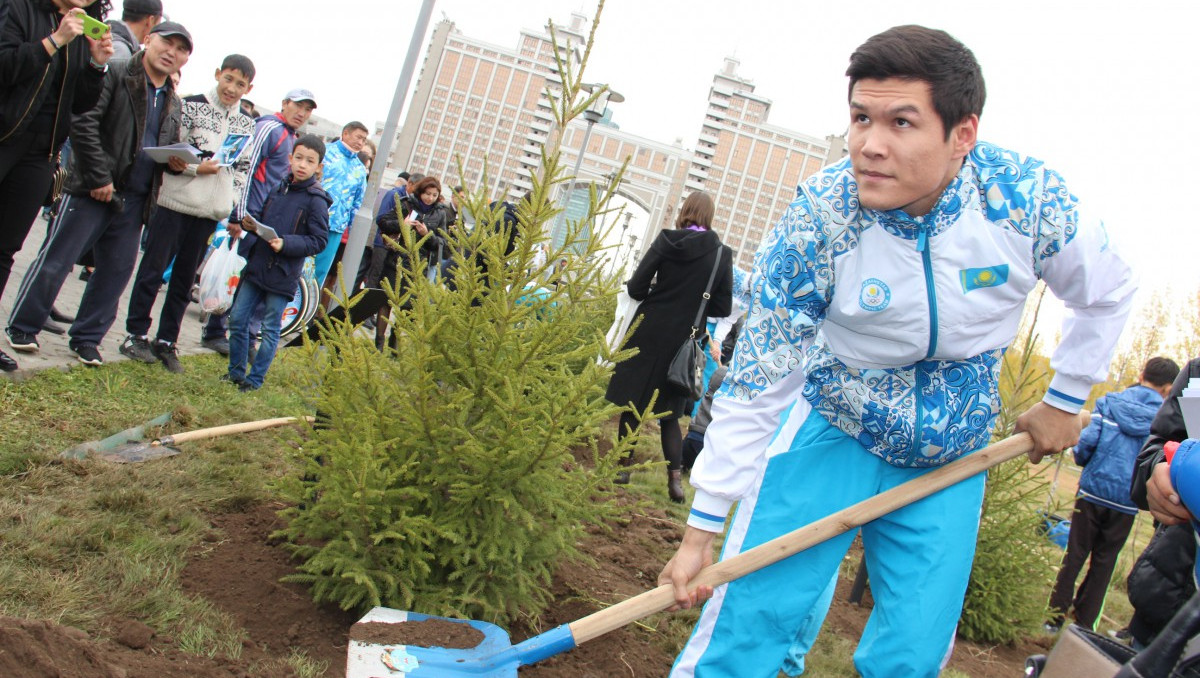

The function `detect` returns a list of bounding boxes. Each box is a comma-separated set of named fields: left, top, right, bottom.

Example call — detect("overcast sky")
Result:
left=164, top=0, right=1198, bottom=308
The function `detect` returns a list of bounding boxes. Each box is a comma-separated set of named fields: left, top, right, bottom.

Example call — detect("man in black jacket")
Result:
left=0, top=0, right=113, bottom=371
left=5, top=21, right=188, bottom=366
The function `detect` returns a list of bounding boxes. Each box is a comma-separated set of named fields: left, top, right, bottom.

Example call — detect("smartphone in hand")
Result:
left=80, top=14, right=111, bottom=39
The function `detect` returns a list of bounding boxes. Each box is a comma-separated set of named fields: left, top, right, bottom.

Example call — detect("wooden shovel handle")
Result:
left=159, top=416, right=314, bottom=445
left=570, top=413, right=1088, bottom=645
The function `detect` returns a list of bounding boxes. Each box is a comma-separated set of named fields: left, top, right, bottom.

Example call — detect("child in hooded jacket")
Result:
left=226, top=134, right=329, bottom=390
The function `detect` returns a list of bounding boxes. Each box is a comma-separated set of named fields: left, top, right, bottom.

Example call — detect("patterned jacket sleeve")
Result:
left=1032, top=169, right=1137, bottom=413
left=687, top=189, right=835, bottom=532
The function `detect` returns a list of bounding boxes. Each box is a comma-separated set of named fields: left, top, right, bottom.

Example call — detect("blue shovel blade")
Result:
left=348, top=608, right=575, bottom=677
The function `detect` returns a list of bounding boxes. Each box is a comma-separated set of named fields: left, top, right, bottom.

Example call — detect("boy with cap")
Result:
left=201, top=87, right=317, bottom=355
left=6, top=21, right=191, bottom=366
left=107, top=0, right=163, bottom=61
left=119, top=54, right=257, bottom=373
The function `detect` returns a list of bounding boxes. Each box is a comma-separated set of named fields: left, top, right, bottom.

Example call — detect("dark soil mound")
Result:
left=0, top=497, right=1045, bottom=676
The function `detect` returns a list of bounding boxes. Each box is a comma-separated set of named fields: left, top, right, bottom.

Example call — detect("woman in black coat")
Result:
left=605, top=191, right=733, bottom=501
left=372, top=174, right=449, bottom=348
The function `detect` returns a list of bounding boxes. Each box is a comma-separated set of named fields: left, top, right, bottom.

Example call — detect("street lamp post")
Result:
left=337, top=0, right=437, bottom=298
left=552, top=84, right=623, bottom=249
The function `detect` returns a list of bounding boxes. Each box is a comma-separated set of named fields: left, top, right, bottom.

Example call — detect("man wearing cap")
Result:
left=5, top=22, right=189, bottom=366
left=107, top=0, right=163, bottom=61
left=200, top=88, right=316, bottom=355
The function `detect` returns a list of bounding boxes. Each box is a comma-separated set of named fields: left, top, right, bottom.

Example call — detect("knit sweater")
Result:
left=156, top=89, right=255, bottom=221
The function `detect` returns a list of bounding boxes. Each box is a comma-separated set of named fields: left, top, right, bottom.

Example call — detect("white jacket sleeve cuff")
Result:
left=1043, top=373, right=1093, bottom=414
left=687, top=490, right=734, bottom=533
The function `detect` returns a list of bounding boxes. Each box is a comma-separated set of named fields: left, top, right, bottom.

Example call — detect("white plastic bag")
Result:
left=197, top=233, right=246, bottom=315
left=597, top=289, right=641, bottom=367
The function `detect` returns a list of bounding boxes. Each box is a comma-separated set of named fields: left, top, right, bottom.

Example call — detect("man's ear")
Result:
left=951, top=114, right=979, bottom=159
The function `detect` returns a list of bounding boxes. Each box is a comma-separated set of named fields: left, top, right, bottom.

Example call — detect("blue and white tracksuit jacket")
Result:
left=688, top=141, right=1137, bottom=533
left=321, top=139, right=367, bottom=236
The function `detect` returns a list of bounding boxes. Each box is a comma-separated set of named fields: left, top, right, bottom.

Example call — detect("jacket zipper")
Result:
left=0, top=63, right=53, bottom=144
left=912, top=222, right=936, bottom=461
left=47, top=45, right=70, bottom=160
left=911, top=366, right=925, bottom=460
left=916, top=222, right=938, bottom=360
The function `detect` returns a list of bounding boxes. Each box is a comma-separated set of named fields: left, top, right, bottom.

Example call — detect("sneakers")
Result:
left=6, top=329, right=39, bottom=353
left=238, top=381, right=259, bottom=393
left=71, top=344, right=104, bottom=366
left=153, top=341, right=183, bottom=374
left=0, top=349, right=17, bottom=372
left=119, top=335, right=157, bottom=363
left=201, top=336, right=230, bottom=355
left=1042, top=622, right=1062, bottom=635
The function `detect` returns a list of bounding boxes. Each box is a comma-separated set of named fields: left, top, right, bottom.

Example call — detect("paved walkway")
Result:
left=1, top=213, right=214, bottom=380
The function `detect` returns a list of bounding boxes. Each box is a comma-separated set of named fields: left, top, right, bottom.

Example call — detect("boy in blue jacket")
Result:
left=1047, top=356, right=1180, bottom=632
left=225, top=135, right=330, bottom=391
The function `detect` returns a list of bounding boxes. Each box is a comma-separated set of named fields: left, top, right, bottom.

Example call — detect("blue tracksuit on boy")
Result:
left=227, top=174, right=330, bottom=388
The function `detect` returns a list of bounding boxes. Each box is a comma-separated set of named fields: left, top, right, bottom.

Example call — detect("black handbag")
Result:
left=665, top=251, right=723, bottom=401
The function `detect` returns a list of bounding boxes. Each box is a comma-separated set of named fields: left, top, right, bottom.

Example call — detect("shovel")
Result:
left=348, top=416, right=1087, bottom=677
left=98, top=416, right=314, bottom=463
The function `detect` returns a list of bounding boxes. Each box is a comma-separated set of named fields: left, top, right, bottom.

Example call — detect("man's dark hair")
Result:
left=397, top=171, right=411, bottom=181
left=846, top=25, right=986, bottom=139
left=407, top=173, right=425, bottom=186
left=294, top=135, right=326, bottom=163
left=342, top=120, right=369, bottom=135
left=219, top=54, right=256, bottom=83
left=121, top=11, right=158, bottom=22
left=1143, top=357, right=1181, bottom=387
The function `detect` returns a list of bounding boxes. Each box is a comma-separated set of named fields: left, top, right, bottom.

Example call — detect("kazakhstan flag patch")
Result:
left=959, top=265, right=1009, bottom=293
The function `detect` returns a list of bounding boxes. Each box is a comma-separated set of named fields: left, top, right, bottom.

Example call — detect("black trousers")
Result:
left=0, top=129, right=55, bottom=300
left=7, top=191, right=149, bottom=348
left=126, top=206, right=215, bottom=344
left=1049, top=497, right=1137, bottom=629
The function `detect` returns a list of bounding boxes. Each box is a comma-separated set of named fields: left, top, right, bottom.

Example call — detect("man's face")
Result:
left=142, top=34, right=190, bottom=80
left=341, top=128, right=369, bottom=153
left=847, top=78, right=977, bottom=217
left=290, top=146, right=321, bottom=182
left=214, top=68, right=253, bottom=108
left=280, top=100, right=316, bottom=130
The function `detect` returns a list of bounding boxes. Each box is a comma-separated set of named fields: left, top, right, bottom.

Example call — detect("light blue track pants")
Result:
left=672, top=409, right=988, bottom=678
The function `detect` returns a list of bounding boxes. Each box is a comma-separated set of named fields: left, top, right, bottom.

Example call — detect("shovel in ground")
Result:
left=95, top=416, right=314, bottom=463
left=347, top=415, right=1088, bottom=677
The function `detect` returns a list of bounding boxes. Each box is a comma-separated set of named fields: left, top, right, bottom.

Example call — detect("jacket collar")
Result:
left=273, top=112, right=296, bottom=132
left=204, top=88, right=237, bottom=114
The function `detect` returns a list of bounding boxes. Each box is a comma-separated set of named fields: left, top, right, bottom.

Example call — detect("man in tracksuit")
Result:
left=5, top=21, right=189, bottom=366
left=1047, top=357, right=1179, bottom=633
left=658, top=25, right=1136, bottom=678
left=199, top=87, right=316, bottom=355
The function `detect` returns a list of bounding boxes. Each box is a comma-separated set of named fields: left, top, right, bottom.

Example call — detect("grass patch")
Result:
left=0, top=349, right=310, bottom=652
